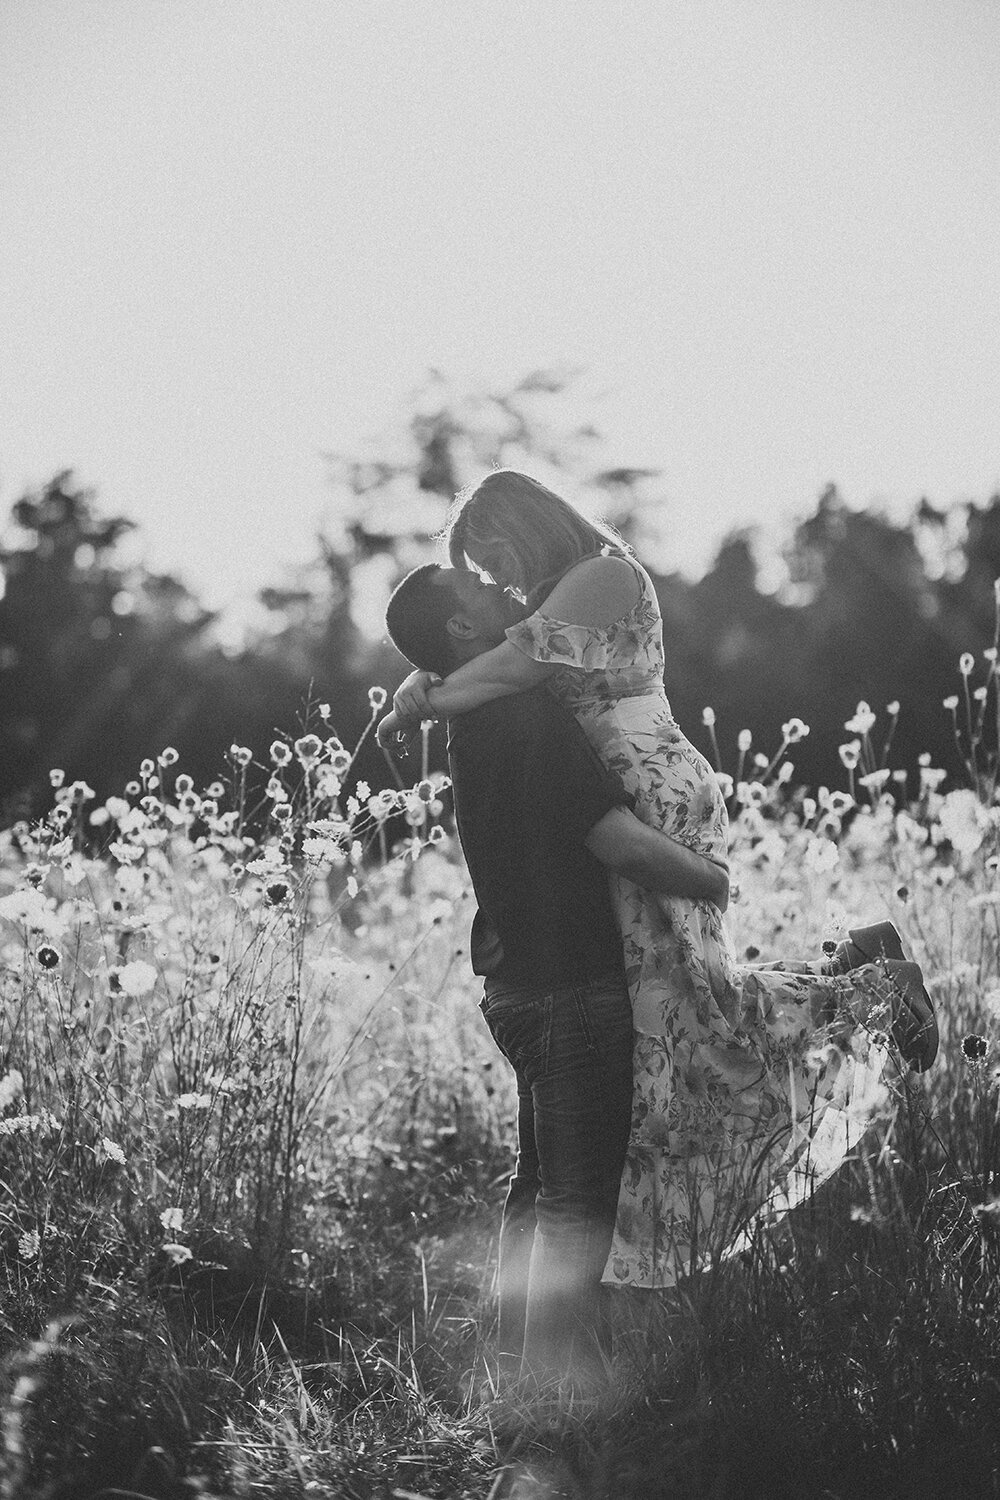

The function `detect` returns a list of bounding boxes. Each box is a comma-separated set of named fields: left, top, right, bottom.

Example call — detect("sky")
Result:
left=2, top=0, right=998, bottom=626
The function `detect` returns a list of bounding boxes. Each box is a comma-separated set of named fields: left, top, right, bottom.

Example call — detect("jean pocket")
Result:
left=482, top=994, right=550, bottom=1077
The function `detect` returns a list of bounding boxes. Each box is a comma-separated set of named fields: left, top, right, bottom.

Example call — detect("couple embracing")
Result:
left=377, top=470, right=937, bottom=1396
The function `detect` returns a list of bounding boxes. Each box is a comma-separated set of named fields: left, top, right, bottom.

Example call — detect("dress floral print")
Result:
left=506, top=554, right=892, bottom=1288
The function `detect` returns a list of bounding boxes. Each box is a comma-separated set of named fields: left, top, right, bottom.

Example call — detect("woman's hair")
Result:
left=443, top=470, right=627, bottom=599
left=384, top=563, right=460, bottom=677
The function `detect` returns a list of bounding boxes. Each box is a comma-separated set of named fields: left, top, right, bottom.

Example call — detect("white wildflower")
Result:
left=176, top=1093, right=212, bottom=1111
left=116, top=960, right=158, bottom=997
left=18, top=1229, right=40, bottom=1262
left=937, top=788, right=989, bottom=856
left=101, top=1138, right=126, bottom=1165
left=0, top=1070, right=24, bottom=1111
left=161, top=1242, right=193, bottom=1265
left=804, top=836, right=839, bottom=874
left=160, top=1206, right=184, bottom=1234
left=844, top=702, right=875, bottom=735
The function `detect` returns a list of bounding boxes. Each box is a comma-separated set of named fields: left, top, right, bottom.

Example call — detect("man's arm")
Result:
left=585, top=807, right=730, bottom=911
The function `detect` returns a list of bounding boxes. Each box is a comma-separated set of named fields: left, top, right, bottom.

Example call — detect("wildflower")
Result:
left=272, top=803, right=292, bottom=822
left=737, top=729, right=752, bottom=752
left=776, top=761, right=793, bottom=784
left=160, top=1206, right=184, bottom=1234
left=827, top=791, right=855, bottom=816
left=753, top=753, right=769, bottom=769
left=205, top=781, right=225, bottom=799
left=18, top=1230, right=40, bottom=1262
left=302, top=836, right=341, bottom=865
left=318, top=702, right=331, bottom=720
left=368, top=685, right=387, bottom=711
left=858, top=769, right=891, bottom=792
left=715, top=771, right=735, bottom=799
left=101, top=1138, right=126, bottom=1165
left=176, top=1093, right=212, bottom=1110
left=116, top=960, right=157, bottom=997
left=985, top=647, right=998, bottom=665
left=844, top=702, right=875, bottom=735
left=125, top=780, right=141, bottom=796
left=36, top=944, right=61, bottom=971
left=294, top=734, right=322, bottom=766
left=942, top=695, right=959, bottom=712
left=158, top=747, right=179, bottom=767
left=265, top=776, right=288, bottom=802
left=974, top=686, right=988, bottom=703
left=67, top=780, right=96, bottom=803
left=416, top=779, right=435, bottom=804
left=838, top=740, right=861, bottom=771
left=265, top=880, right=291, bottom=906
left=175, top=773, right=194, bottom=796
left=886, top=700, right=900, bottom=715
left=919, top=765, right=947, bottom=793
left=246, top=846, right=287, bottom=875
left=270, top=741, right=292, bottom=766
left=782, top=717, right=809, bottom=743
left=428, top=825, right=447, bottom=845
left=804, top=836, right=839, bottom=874
left=959, top=653, right=975, bottom=676
left=0, top=1114, right=54, bottom=1138
left=938, top=789, right=988, bottom=855
left=356, top=779, right=371, bottom=800
left=49, top=768, right=65, bottom=788
left=702, top=706, right=716, bottom=727
left=0, top=1071, right=24, bottom=1111
left=108, top=841, right=143, bottom=865
left=229, top=745, right=253, bottom=767
left=177, top=792, right=201, bottom=815
left=329, top=749, right=352, bottom=777
left=962, top=1034, right=990, bottom=1063
left=161, top=1242, right=193, bottom=1265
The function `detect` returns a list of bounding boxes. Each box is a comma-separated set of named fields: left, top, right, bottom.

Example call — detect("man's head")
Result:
left=384, top=563, right=517, bottom=675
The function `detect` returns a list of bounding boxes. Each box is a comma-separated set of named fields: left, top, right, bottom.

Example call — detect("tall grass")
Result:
left=0, top=653, right=999, bottom=1498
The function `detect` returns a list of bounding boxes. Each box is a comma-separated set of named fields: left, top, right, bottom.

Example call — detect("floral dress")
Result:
left=505, top=554, right=892, bottom=1288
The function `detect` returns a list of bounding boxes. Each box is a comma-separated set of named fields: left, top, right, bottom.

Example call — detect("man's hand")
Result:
left=701, top=858, right=731, bottom=913
left=393, top=669, right=441, bottom=724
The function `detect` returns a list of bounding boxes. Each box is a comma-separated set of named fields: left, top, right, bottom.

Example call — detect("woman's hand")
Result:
left=393, top=669, right=441, bottom=724
left=376, top=706, right=417, bottom=752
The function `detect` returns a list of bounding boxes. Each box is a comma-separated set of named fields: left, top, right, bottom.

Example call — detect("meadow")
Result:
left=1, top=662, right=1000, bottom=1500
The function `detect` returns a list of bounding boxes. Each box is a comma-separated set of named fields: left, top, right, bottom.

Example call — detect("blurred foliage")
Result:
left=2, top=376, right=999, bottom=823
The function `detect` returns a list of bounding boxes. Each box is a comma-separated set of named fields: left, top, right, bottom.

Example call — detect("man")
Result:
left=383, top=563, right=729, bottom=1391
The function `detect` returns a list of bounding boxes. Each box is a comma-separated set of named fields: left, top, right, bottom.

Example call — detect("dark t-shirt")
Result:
left=446, top=685, right=631, bottom=987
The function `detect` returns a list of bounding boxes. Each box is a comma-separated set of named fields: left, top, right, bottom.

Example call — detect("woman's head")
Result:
left=443, top=470, right=625, bottom=598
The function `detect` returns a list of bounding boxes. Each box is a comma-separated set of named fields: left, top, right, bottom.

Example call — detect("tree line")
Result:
left=2, top=374, right=997, bottom=825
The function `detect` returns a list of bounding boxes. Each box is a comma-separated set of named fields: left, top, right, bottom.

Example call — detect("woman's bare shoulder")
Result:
left=541, top=553, right=641, bottom=628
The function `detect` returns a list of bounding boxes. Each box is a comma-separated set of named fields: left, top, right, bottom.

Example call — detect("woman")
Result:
left=378, top=470, right=935, bottom=1287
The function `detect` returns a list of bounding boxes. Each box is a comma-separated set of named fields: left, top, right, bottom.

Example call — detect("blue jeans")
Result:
left=480, top=974, right=634, bottom=1386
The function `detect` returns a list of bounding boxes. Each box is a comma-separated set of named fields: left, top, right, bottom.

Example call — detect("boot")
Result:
left=881, top=959, right=938, bottom=1072
left=825, top=920, right=906, bottom=975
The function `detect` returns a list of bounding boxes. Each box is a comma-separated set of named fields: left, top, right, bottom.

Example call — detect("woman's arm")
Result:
left=383, top=553, right=639, bottom=736
left=396, top=641, right=557, bottom=721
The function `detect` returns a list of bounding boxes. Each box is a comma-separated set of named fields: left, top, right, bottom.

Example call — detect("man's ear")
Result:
left=445, top=612, right=476, bottom=641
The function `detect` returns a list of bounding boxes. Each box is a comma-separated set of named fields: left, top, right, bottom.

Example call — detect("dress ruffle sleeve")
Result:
left=505, top=611, right=615, bottom=670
